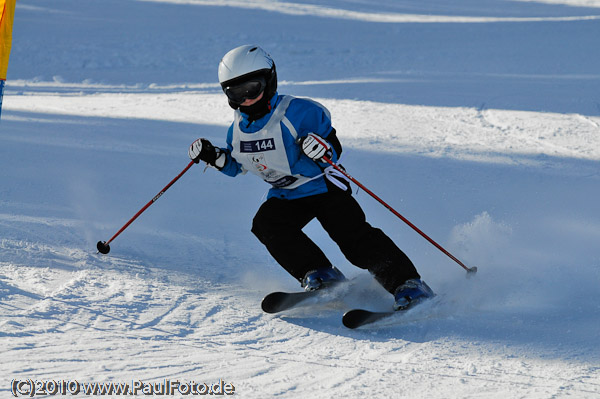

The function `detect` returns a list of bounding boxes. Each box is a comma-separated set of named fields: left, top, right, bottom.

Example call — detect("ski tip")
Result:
left=343, top=308, right=397, bottom=329
left=261, top=292, right=285, bottom=313
left=342, top=309, right=373, bottom=329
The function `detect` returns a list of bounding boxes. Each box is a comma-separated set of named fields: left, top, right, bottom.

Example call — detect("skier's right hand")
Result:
left=189, top=138, right=218, bottom=164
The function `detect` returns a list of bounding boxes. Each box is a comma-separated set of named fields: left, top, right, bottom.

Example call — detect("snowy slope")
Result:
left=1, top=0, right=600, bottom=397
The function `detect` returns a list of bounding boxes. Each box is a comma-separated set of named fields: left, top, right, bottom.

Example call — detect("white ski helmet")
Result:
left=218, top=45, right=277, bottom=109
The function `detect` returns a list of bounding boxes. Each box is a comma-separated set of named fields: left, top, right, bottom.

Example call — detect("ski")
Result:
left=261, top=290, right=322, bottom=313
left=261, top=277, right=358, bottom=314
left=342, top=309, right=395, bottom=329
left=343, top=295, right=440, bottom=329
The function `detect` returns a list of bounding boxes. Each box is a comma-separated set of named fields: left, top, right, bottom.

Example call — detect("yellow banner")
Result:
left=1, top=0, right=17, bottom=80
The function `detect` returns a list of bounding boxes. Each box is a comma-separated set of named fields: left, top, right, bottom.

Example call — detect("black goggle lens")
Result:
left=224, top=77, right=266, bottom=104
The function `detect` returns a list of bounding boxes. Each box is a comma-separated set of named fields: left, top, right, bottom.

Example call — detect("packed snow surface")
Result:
left=1, top=0, right=599, bottom=397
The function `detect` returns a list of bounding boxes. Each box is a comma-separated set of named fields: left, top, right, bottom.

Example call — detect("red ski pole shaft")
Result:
left=322, top=156, right=477, bottom=275
left=97, top=160, right=195, bottom=254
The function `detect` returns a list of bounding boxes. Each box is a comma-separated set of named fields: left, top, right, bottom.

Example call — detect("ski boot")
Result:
left=302, top=266, right=346, bottom=291
left=393, top=278, right=435, bottom=311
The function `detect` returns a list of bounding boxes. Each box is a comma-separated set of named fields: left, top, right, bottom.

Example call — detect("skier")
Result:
left=188, top=45, right=434, bottom=311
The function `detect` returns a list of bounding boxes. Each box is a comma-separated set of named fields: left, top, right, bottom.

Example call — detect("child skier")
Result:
left=188, top=45, right=434, bottom=310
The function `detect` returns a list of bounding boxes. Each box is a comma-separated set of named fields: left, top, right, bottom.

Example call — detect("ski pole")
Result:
left=96, top=160, right=195, bottom=255
left=322, top=156, right=477, bottom=276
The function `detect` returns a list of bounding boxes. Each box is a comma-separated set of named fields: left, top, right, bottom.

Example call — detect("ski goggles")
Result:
left=222, top=76, right=266, bottom=105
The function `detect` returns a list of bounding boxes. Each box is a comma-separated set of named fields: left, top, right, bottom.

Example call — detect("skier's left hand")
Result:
left=301, top=133, right=332, bottom=161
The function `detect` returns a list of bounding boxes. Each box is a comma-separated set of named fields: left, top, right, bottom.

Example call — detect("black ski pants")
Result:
left=251, top=189, right=420, bottom=294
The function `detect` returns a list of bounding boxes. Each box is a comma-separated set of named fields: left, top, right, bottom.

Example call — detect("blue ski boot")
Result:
left=393, top=279, right=435, bottom=311
left=302, top=267, right=346, bottom=291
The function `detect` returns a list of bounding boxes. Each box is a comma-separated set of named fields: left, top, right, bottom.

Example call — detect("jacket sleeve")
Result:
left=325, top=128, right=342, bottom=160
left=217, top=125, right=244, bottom=177
left=291, top=99, right=342, bottom=164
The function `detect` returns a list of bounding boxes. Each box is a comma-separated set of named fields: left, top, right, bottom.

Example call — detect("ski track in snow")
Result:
left=2, top=0, right=600, bottom=397
left=1, top=233, right=599, bottom=398
left=1, top=234, right=599, bottom=398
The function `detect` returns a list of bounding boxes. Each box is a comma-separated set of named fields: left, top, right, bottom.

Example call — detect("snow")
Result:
left=1, top=0, right=599, bottom=397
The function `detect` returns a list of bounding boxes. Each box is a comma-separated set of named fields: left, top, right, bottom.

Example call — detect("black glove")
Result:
left=188, top=138, right=218, bottom=165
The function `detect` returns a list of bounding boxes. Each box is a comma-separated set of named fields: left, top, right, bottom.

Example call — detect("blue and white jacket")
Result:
left=218, top=93, right=339, bottom=200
